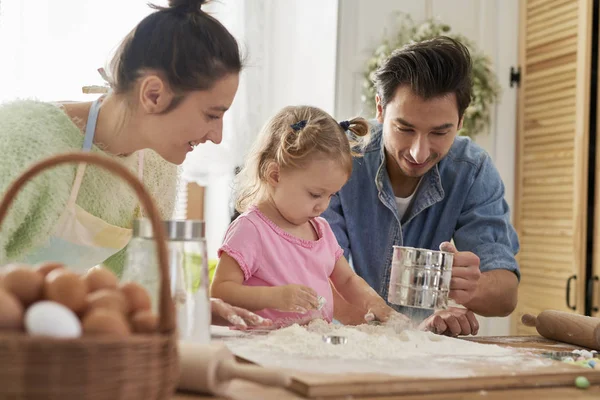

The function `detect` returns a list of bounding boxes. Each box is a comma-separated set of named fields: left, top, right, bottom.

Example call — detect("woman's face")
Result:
left=144, top=73, right=240, bottom=164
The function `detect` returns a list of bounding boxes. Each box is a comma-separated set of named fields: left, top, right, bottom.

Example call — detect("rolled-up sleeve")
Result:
left=453, top=155, right=521, bottom=280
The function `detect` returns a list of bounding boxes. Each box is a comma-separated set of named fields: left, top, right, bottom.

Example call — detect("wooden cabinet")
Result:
left=513, top=0, right=594, bottom=333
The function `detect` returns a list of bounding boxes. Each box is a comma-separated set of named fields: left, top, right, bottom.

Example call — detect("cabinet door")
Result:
left=513, top=0, right=593, bottom=334
left=592, top=10, right=600, bottom=318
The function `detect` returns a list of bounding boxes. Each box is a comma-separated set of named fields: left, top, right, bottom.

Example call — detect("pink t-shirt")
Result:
left=217, top=205, right=343, bottom=325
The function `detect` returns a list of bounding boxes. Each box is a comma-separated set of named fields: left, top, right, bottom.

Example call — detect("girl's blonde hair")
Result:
left=235, top=105, right=370, bottom=212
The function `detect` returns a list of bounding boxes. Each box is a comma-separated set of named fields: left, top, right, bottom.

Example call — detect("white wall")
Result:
left=183, top=0, right=340, bottom=260
left=334, top=0, right=520, bottom=335
left=0, top=0, right=157, bottom=102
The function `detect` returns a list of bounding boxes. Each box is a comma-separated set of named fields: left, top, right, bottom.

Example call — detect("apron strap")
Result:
left=67, top=99, right=102, bottom=208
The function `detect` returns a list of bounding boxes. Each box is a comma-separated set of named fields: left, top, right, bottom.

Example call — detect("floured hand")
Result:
left=418, top=307, right=479, bottom=337
left=364, top=303, right=411, bottom=326
left=273, top=284, right=320, bottom=313
left=210, top=298, right=273, bottom=330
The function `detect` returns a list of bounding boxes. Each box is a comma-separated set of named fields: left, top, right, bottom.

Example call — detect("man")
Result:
left=323, top=36, right=519, bottom=336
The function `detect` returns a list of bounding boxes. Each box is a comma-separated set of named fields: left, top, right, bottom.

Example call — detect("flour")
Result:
left=236, top=319, right=514, bottom=360
left=223, top=320, right=553, bottom=378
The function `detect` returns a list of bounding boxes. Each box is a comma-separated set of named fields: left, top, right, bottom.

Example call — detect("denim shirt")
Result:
left=322, top=123, right=520, bottom=319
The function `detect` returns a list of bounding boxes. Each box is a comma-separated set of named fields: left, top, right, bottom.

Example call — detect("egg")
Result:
left=120, top=282, right=151, bottom=314
left=85, top=289, right=130, bottom=315
left=25, top=301, right=82, bottom=338
left=44, top=270, right=88, bottom=313
left=82, top=309, right=131, bottom=336
left=35, top=262, right=65, bottom=278
left=84, top=266, right=118, bottom=293
left=130, top=310, right=158, bottom=333
left=0, top=288, right=24, bottom=330
left=3, top=264, right=44, bottom=306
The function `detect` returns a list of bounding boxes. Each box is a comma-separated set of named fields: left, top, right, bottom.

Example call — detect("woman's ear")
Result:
left=138, top=74, right=174, bottom=114
left=265, top=162, right=280, bottom=187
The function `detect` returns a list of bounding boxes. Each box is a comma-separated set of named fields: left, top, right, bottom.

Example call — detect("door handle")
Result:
left=566, top=274, right=577, bottom=311
left=588, top=275, right=599, bottom=313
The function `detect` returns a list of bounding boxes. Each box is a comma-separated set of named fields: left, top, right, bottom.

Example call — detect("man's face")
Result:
left=377, top=85, right=462, bottom=179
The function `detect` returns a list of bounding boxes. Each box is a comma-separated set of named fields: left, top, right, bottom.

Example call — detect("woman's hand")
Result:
left=211, top=298, right=273, bottom=330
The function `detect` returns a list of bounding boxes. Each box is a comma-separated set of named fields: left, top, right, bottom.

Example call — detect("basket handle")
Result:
left=0, top=152, right=175, bottom=334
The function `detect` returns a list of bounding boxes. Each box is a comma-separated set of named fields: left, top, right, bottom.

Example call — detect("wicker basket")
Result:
left=0, top=152, right=179, bottom=399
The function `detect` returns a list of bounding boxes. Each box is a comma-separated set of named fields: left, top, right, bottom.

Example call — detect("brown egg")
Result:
left=0, top=288, right=24, bottom=330
left=82, top=309, right=131, bottom=336
left=3, top=264, right=44, bottom=306
left=35, top=262, right=65, bottom=278
left=120, top=282, right=151, bottom=314
left=130, top=310, right=158, bottom=334
left=84, top=266, right=118, bottom=293
left=85, top=289, right=130, bottom=315
left=44, top=270, right=88, bottom=313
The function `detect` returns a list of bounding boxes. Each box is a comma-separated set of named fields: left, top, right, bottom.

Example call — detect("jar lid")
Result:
left=133, top=219, right=205, bottom=241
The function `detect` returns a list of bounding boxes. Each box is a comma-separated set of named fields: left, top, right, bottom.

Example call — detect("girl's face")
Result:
left=269, top=157, right=349, bottom=225
left=141, top=73, right=240, bottom=165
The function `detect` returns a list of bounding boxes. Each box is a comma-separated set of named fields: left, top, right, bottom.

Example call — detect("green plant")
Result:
left=362, top=14, right=501, bottom=138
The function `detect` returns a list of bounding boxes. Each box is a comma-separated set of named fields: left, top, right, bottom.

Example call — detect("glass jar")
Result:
left=122, top=219, right=210, bottom=343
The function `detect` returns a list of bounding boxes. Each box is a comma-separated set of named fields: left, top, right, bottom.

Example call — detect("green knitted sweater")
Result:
left=0, top=100, right=178, bottom=276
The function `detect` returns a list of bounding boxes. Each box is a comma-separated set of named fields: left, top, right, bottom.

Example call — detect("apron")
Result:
left=20, top=98, right=144, bottom=272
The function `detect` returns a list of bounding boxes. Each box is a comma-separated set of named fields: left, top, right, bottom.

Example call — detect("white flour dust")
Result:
left=234, top=319, right=514, bottom=360
left=223, top=320, right=552, bottom=378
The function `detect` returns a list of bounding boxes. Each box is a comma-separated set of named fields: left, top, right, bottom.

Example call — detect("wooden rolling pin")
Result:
left=522, top=310, right=600, bottom=350
left=178, top=341, right=291, bottom=395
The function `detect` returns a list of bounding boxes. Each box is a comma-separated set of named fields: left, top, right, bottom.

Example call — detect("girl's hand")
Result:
left=363, top=302, right=398, bottom=323
left=211, top=298, right=273, bottom=330
left=364, top=302, right=412, bottom=326
left=274, top=284, right=320, bottom=313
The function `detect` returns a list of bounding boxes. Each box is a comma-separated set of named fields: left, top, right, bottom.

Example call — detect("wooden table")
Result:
left=172, top=336, right=600, bottom=399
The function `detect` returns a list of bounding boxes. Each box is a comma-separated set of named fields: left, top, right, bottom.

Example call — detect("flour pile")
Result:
left=222, top=320, right=556, bottom=377
left=223, top=320, right=552, bottom=377
left=230, top=319, right=515, bottom=360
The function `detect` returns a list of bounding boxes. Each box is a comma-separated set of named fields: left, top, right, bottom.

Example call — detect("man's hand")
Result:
left=440, top=241, right=481, bottom=305
left=419, top=307, right=479, bottom=336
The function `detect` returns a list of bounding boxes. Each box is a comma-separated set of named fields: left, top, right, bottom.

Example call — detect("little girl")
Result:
left=210, top=105, right=405, bottom=327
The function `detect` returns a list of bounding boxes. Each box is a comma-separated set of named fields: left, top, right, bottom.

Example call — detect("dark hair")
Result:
left=108, top=0, right=242, bottom=97
left=374, top=36, right=472, bottom=119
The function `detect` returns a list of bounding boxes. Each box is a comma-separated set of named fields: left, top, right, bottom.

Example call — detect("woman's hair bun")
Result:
left=167, top=0, right=208, bottom=13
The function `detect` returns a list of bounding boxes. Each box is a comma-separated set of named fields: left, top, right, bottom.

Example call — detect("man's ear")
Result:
left=457, top=115, right=464, bottom=131
left=375, top=94, right=385, bottom=124
left=138, top=74, right=174, bottom=114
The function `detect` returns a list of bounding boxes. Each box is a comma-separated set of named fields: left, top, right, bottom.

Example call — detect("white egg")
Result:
left=25, top=301, right=82, bottom=338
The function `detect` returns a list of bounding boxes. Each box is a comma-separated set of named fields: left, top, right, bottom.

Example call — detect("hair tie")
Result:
left=339, top=120, right=350, bottom=131
left=291, top=120, right=307, bottom=131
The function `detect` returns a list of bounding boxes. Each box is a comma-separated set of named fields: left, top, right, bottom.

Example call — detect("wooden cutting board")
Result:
left=232, top=336, right=600, bottom=398
left=285, top=362, right=600, bottom=398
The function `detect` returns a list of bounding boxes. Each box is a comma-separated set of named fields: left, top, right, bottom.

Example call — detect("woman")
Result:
left=0, top=0, right=269, bottom=329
